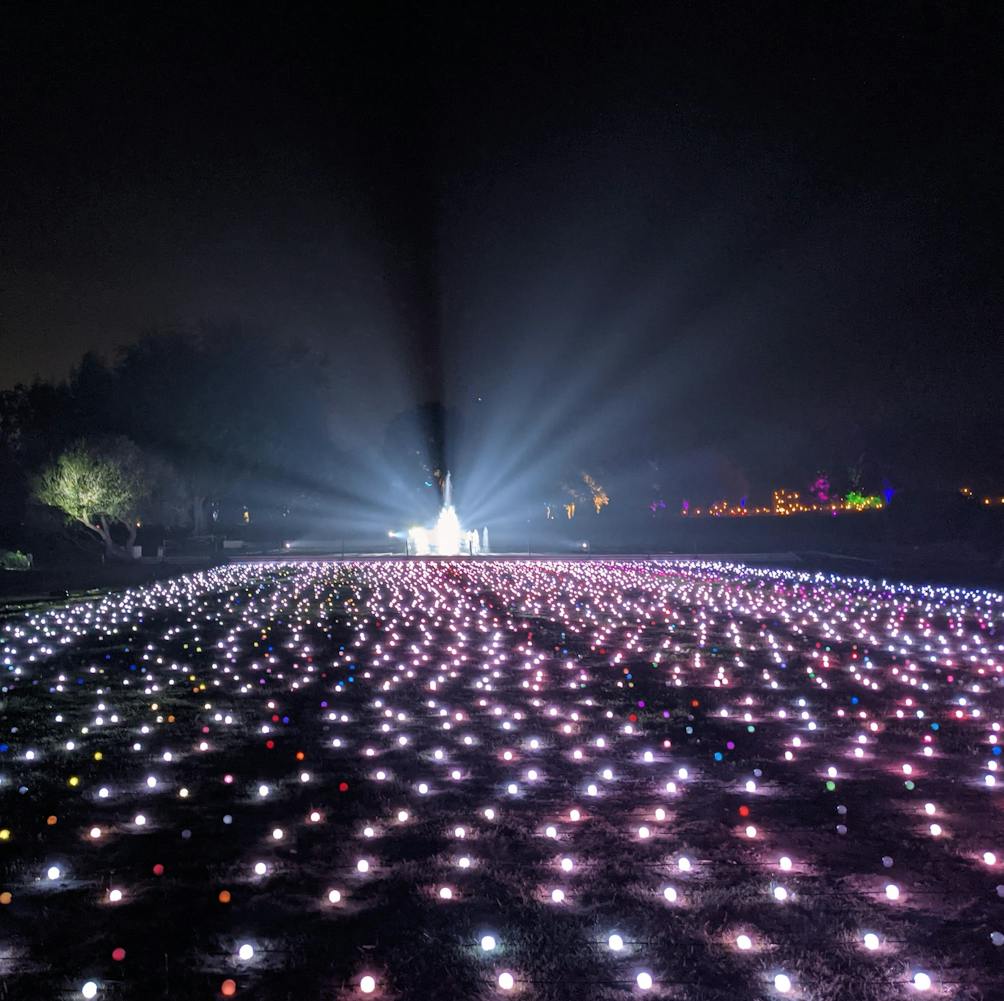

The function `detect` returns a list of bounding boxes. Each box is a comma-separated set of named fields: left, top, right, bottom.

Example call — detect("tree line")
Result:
left=0, top=328, right=339, bottom=559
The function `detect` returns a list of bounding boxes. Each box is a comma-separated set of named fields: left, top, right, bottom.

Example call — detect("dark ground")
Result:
left=0, top=559, right=1001, bottom=1000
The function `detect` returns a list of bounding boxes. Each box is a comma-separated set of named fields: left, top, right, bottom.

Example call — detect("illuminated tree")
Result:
left=582, top=473, right=609, bottom=514
left=33, top=438, right=148, bottom=560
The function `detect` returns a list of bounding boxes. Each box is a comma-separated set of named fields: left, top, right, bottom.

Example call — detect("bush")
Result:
left=0, top=549, right=33, bottom=571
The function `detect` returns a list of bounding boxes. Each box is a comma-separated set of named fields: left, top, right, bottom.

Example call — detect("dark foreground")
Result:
left=1, top=559, right=1002, bottom=1000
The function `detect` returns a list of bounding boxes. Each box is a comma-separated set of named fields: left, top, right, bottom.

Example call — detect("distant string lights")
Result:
left=684, top=488, right=886, bottom=517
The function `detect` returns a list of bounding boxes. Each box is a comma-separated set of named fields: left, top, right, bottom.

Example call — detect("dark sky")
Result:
left=2, top=4, right=1002, bottom=488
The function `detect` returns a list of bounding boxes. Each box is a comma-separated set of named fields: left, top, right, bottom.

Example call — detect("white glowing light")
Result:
left=360, top=974, right=376, bottom=993
left=736, top=934, right=752, bottom=950
left=238, top=943, right=254, bottom=960
left=863, top=933, right=879, bottom=950
left=636, top=972, right=653, bottom=990
left=912, top=971, right=932, bottom=991
left=498, top=971, right=514, bottom=990
left=551, top=888, right=565, bottom=903
left=480, top=934, right=496, bottom=951
left=82, top=983, right=98, bottom=1000
left=608, top=933, right=624, bottom=951
left=774, top=973, right=792, bottom=993
left=663, top=886, right=678, bottom=902
left=47, top=865, right=61, bottom=880
left=328, top=889, right=342, bottom=903
left=885, top=883, right=900, bottom=900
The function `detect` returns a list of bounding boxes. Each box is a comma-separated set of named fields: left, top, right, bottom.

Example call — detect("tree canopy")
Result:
left=33, top=438, right=147, bottom=558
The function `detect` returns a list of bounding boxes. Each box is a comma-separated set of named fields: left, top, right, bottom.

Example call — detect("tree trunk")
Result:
left=88, top=514, right=136, bottom=562
left=192, top=495, right=207, bottom=535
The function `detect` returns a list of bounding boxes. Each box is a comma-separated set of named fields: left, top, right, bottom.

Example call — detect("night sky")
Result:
left=2, top=5, right=1002, bottom=490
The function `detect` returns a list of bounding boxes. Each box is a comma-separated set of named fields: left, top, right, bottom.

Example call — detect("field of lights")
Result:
left=1, top=559, right=1002, bottom=1001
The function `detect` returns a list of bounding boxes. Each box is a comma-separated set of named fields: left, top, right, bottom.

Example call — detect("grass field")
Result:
left=1, top=559, right=1001, bottom=1000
